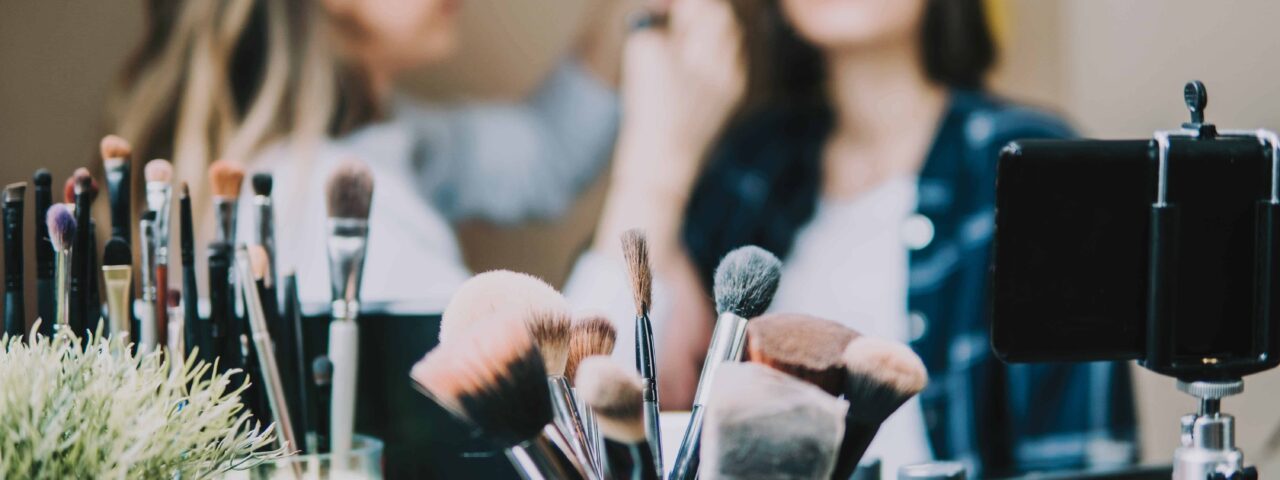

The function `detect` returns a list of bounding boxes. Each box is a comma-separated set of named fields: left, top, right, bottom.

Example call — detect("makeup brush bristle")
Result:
left=34, top=169, right=51, bottom=187
left=576, top=356, right=645, bottom=443
left=103, top=238, right=131, bottom=267
left=45, top=204, right=76, bottom=251
left=841, top=336, right=928, bottom=423
left=566, top=314, right=617, bottom=383
left=3, top=182, right=25, bottom=203
left=251, top=173, right=273, bottom=197
left=100, top=135, right=132, bottom=164
left=325, top=159, right=374, bottom=220
left=621, top=229, right=651, bottom=317
left=249, top=244, right=270, bottom=281
left=411, top=322, right=551, bottom=447
left=525, top=308, right=571, bottom=377
left=181, top=181, right=190, bottom=199
left=745, top=313, right=859, bottom=395
left=713, top=245, right=782, bottom=318
left=704, top=362, right=849, bottom=480
left=145, top=159, right=173, bottom=183
left=208, top=159, right=245, bottom=198
left=440, top=270, right=571, bottom=344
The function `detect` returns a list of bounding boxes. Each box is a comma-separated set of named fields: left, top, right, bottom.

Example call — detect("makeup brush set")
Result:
left=0, top=136, right=385, bottom=476
left=404, top=230, right=934, bottom=480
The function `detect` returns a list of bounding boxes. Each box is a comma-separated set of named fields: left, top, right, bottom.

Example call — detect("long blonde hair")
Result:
left=107, top=0, right=378, bottom=221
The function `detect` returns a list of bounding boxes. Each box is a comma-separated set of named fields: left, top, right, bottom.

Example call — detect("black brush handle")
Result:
left=605, top=439, right=659, bottom=480
left=3, top=198, right=23, bottom=337
left=208, top=243, right=239, bottom=374
left=266, top=276, right=307, bottom=453
left=33, top=173, right=53, bottom=334
left=86, top=221, right=100, bottom=331
left=68, top=193, right=92, bottom=336
left=180, top=191, right=207, bottom=364
left=313, top=357, right=332, bottom=454
left=108, top=162, right=130, bottom=244
left=283, top=274, right=312, bottom=453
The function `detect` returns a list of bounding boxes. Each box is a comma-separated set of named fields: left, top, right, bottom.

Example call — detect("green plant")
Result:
left=0, top=326, right=284, bottom=479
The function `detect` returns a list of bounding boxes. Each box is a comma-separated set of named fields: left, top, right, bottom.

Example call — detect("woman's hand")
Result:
left=595, top=0, right=747, bottom=266
left=614, top=0, right=746, bottom=197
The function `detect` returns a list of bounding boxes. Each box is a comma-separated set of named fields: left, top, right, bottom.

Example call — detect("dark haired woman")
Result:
left=566, top=0, right=1136, bottom=476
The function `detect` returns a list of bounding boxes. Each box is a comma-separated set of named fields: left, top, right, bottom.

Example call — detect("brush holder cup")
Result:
left=245, top=434, right=384, bottom=479
left=299, top=311, right=520, bottom=479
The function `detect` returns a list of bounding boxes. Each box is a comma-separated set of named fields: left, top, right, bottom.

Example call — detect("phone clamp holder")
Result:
left=1152, top=81, right=1279, bottom=480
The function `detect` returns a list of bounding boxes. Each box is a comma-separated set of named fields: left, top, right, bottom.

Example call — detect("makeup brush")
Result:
left=440, top=270, right=598, bottom=476
left=251, top=173, right=277, bottom=287
left=528, top=308, right=599, bottom=478
left=621, top=229, right=663, bottom=475
left=439, top=270, right=572, bottom=343
left=235, top=244, right=300, bottom=455
left=4, top=183, right=26, bottom=337
left=138, top=211, right=158, bottom=351
left=744, top=313, right=859, bottom=395
left=33, top=169, right=53, bottom=336
left=702, top=362, right=848, bottom=480
left=68, top=169, right=95, bottom=336
left=208, top=159, right=245, bottom=244
left=101, top=238, right=132, bottom=342
left=45, top=204, right=75, bottom=332
left=567, top=314, right=617, bottom=471
left=283, top=272, right=311, bottom=453
left=145, top=159, right=174, bottom=349
left=101, top=135, right=132, bottom=244
left=324, top=159, right=373, bottom=467
left=166, top=289, right=183, bottom=357
left=670, top=245, right=782, bottom=480
left=178, top=183, right=210, bottom=364
left=575, top=356, right=658, bottom=480
left=830, top=336, right=929, bottom=480
left=410, top=320, right=590, bottom=480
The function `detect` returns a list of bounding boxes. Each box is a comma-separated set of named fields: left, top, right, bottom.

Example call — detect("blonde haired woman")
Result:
left=108, top=0, right=625, bottom=311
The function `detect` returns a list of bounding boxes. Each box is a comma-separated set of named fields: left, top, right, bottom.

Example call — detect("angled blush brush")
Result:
left=411, top=319, right=590, bottom=480
left=830, top=336, right=929, bottom=480
left=33, top=169, right=53, bottom=336
left=324, top=159, right=374, bottom=468
left=621, top=229, right=662, bottom=474
left=235, top=244, right=301, bottom=457
left=4, top=183, right=26, bottom=337
left=670, top=245, right=783, bottom=480
left=101, top=135, right=132, bottom=244
left=440, top=270, right=598, bottom=477
left=576, top=356, right=658, bottom=480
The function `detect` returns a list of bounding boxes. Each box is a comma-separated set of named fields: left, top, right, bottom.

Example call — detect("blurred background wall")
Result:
left=2, top=0, right=1279, bottom=469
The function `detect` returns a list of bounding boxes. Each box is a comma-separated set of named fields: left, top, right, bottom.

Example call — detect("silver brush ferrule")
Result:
left=212, top=197, right=237, bottom=245
left=327, top=218, right=368, bottom=322
left=692, top=312, right=749, bottom=407
left=145, top=183, right=172, bottom=263
left=505, top=425, right=591, bottom=480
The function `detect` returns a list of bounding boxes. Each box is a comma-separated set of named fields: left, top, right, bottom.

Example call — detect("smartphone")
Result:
left=990, top=137, right=1273, bottom=371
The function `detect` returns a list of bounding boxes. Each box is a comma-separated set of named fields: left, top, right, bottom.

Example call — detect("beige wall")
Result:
left=3, top=0, right=1280, bottom=469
